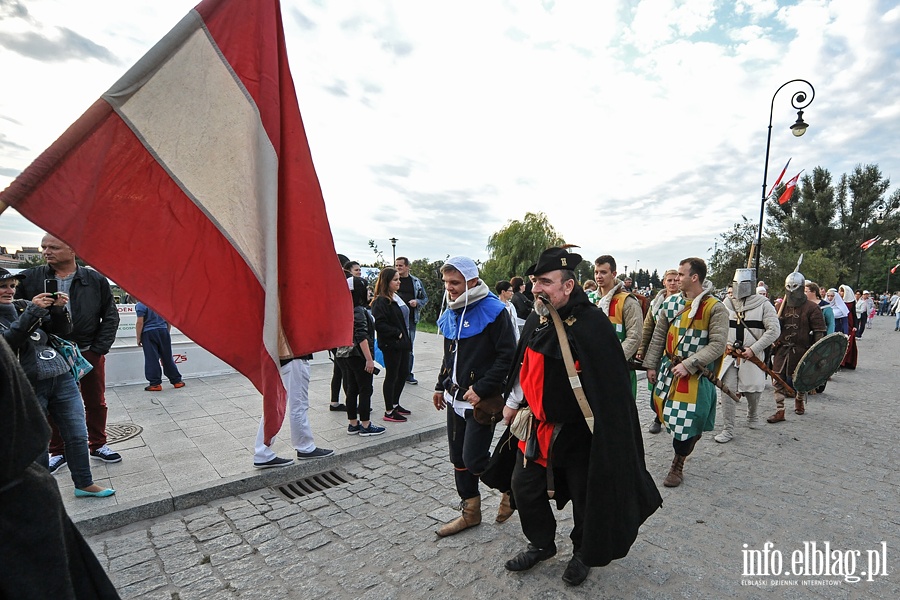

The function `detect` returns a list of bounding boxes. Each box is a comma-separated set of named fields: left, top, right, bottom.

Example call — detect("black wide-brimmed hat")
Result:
left=531, top=247, right=582, bottom=277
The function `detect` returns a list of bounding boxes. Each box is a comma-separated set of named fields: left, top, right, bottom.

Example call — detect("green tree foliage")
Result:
left=17, top=255, right=44, bottom=269
left=649, top=269, right=661, bottom=289
left=409, top=258, right=446, bottom=324
left=481, top=212, right=565, bottom=285
left=715, top=164, right=900, bottom=292
left=708, top=216, right=758, bottom=286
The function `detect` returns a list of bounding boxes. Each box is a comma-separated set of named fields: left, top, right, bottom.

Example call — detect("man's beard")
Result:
left=534, top=295, right=550, bottom=317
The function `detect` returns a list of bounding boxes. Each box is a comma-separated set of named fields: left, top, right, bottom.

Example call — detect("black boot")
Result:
left=562, top=554, right=590, bottom=586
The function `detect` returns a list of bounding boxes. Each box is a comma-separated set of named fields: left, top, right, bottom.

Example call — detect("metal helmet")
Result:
left=785, top=271, right=805, bottom=292
left=732, top=268, right=756, bottom=300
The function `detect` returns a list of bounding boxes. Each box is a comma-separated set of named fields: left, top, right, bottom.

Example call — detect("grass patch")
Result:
left=417, top=321, right=438, bottom=334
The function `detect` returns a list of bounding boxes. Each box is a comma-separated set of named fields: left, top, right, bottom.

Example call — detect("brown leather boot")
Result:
left=663, top=454, right=685, bottom=487
left=496, top=492, right=514, bottom=523
left=436, top=496, right=482, bottom=537
left=767, top=409, right=785, bottom=423
left=794, top=398, right=805, bottom=415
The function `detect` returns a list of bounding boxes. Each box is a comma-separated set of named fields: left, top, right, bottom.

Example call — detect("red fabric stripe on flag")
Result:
left=1, top=0, right=351, bottom=445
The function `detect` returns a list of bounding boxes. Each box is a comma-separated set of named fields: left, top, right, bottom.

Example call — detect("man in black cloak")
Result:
left=0, top=337, right=120, bottom=599
left=501, top=247, right=662, bottom=586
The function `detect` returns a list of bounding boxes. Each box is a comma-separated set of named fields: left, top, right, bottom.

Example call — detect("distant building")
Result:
left=15, top=246, right=42, bottom=263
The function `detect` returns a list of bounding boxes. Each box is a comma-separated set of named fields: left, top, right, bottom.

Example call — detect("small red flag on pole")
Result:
left=860, top=236, right=882, bottom=250
left=777, top=171, right=803, bottom=205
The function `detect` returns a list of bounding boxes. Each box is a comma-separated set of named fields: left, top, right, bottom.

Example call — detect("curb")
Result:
left=75, top=425, right=446, bottom=536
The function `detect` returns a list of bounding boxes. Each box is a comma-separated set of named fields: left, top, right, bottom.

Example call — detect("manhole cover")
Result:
left=107, top=422, right=143, bottom=444
left=274, top=470, right=356, bottom=500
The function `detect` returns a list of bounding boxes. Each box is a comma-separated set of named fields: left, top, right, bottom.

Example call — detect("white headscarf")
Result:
left=826, top=288, right=849, bottom=318
left=839, top=285, right=855, bottom=303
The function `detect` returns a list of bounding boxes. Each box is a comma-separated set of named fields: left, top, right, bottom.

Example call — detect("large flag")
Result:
left=0, top=0, right=351, bottom=444
left=766, top=158, right=792, bottom=199
left=860, top=236, right=881, bottom=251
left=777, top=171, right=803, bottom=205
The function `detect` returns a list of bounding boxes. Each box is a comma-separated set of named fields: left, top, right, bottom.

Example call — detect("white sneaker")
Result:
left=714, top=430, right=733, bottom=443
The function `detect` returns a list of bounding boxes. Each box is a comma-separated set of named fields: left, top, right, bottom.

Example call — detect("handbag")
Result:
left=49, top=334, right=93, bottom=381
left=473, top=393, right=505, bottom=426
left=509, top=405, right=533, bottom=440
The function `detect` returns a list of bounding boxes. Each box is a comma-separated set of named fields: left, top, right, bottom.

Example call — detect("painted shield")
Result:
left=792, top=333, right=849, bottom=392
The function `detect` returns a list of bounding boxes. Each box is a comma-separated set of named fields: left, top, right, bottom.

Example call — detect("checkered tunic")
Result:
left=651, top=294, right=721, bottom=441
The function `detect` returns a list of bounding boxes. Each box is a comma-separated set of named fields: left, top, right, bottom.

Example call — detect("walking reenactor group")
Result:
left=426, top=245, right=846, bottom=588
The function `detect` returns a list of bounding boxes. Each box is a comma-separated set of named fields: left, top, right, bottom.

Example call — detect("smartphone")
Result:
left=44, top=279, right=59, bottom=295
left=372, top=366, right=381, bottom=375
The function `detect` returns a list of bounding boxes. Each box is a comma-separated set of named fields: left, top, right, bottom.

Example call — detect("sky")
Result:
left=2, top=0, right=900, bottom=278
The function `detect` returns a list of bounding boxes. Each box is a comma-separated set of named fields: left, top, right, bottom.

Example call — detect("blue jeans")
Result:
left=34, top=375, right=94, bottom=488
left=141, top=328, right=183, bottom=386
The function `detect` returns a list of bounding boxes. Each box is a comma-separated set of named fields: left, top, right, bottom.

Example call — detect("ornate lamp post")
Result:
left=389, top=237, right=397, bottom=265
left=754, top=79, right=816, bottom=273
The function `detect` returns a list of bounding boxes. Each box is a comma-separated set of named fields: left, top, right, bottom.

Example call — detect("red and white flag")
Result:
left=777, top=171, right=803, bottom=205
left=891, top=264, right=899, bottom=274
left=860, top=236, right=881, bottom=251
left=0, top=0, right=351, bottom=444
left=766, top=158, right=792, bottom=199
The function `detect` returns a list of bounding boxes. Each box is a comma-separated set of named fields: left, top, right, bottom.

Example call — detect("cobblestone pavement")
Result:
left=86, top=320, right=899, bottom=599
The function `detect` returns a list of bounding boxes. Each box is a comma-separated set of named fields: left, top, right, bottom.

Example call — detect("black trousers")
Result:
left=380, top=348, right=410, bottom=412
left=447, top=408, right=495, bottom=499
left=511, top=448, right=589, bottom=554
left=336, top=356, right=373, bottom=422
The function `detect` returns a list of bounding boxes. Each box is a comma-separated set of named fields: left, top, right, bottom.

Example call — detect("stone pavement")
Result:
left=63, top=332, right=449, bottom=534
left=81, top=323, right=899, bottom=598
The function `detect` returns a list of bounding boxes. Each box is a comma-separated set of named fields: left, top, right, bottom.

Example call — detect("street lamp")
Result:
left=389, top=237, right=397, bottom=265
left=754, top=79, right=815, bottom=273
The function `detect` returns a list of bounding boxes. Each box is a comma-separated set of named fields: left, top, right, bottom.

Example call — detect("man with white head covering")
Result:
left=714, top=269, right=780, bottom=443
left=433, top=257, right=516, bottom=537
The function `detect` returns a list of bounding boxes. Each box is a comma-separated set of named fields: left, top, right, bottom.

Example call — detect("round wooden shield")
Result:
left=792, top=333, right=849, bottom=392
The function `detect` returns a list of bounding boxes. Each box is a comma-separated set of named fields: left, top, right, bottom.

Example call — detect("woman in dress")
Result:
left=371, top=268, right=412, bottom=422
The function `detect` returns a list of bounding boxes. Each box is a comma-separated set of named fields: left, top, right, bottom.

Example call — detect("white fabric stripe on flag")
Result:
left=104, top=10, right=281, bottom=362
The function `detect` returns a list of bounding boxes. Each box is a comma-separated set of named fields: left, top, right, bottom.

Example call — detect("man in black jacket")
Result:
left=17, top=234, right=121, bottom=470
left=502, top=247, right=661, bottom=586
left=433, top=256, right=516, bottom=537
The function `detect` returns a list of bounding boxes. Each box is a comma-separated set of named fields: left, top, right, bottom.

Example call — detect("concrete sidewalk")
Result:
left=63, top=332, right=450, bottom=535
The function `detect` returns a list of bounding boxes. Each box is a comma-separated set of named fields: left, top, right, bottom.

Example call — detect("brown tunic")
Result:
left=772, top=299, right=827, bottom=376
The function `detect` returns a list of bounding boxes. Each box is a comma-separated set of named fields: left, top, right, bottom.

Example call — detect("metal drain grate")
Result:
left=274, top=470, right=355, bottom=500
left=106, top=422, right=143, bottom=444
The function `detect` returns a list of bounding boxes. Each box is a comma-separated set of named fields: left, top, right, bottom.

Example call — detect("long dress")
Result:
left=841, top=300, right=858, bottom=369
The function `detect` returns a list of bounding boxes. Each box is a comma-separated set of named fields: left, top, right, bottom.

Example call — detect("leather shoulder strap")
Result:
left=544, top=301, right=594, bottom=433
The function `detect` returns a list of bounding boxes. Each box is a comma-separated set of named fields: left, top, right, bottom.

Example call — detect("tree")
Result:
left=708, top=216, right=758, bottom=286
left=719, top=163, right=900, bottom=291
left=649, top=269, right=661, bottom=289
left=409, top=258, right=446, bottom=325
left=17, top=255, right=44, bottom=269
left=367, top=239, right=387, bottom=269
left=481, top=212, right=565, bottom=285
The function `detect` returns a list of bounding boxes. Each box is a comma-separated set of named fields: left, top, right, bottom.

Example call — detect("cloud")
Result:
left=0, top=25, right=116, bottom=63
left=288, top=7, right=317, bottom=31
